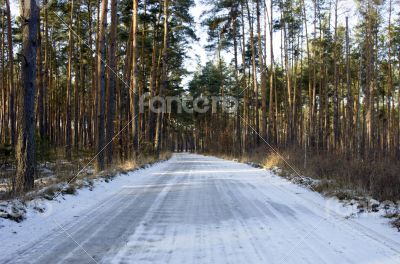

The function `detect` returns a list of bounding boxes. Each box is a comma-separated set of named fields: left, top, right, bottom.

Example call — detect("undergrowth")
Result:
left=0, top=150, right=172, bottom=201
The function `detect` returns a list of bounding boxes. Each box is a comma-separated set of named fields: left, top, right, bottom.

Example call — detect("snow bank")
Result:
left=0, top=159, right=169, bottom=256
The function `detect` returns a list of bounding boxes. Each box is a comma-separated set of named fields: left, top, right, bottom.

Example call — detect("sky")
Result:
left=182, top=0, right=362, bottom=87
left=181, top=0, right=210, bottom=87
left=10, top=0, right=19, bottom=15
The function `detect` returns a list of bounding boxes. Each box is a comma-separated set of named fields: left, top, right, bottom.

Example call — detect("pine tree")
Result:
left=16, top=0, right=39, bottom=192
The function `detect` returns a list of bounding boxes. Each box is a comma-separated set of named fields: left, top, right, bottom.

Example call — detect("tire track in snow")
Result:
left=224, top=178, right=333, bottom=264
left=245, top=179, right=354, bottom=264
left=106, top=170, right=186, bottom=263
left=261, top=174, right=400, bottom=262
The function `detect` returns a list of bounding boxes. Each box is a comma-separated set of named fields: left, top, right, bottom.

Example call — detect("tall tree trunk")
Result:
left=365, top=0, right=374, bottom=155
left=232, top=8, right=241, bottom=155
left=140, top=0, right=147, bottom=141
left=65, top=0, right=74, bottom=159
left=268, top=0, right=274, bottom=143
left=282, top=7, right=292, bottom=145
left=94, top=0, right=100, bottom=151
left=74, top=8, right=81, bottom=150
left=240, top=2, right=247, bottom=153
left=87, top=0, right=94, bottom=148
left=131, top=0, right=139, bottom=156
left=37, top=16, right=44, bottom=141
left=120, top=23, right=133, bottom=160
left=1, top=5, right=5, bottom=144
left=345, top=17, right=353, bottom=156
left=5, top=0, right=15, bottom=146
left=148, top=24, right=158, bottom=142
left=16, top=0, right=39, bottom=192
left=333, top=0, right=340, bottom=150
left=386, top=0, right=393, bottom=155
left=96, top=0, right=108, bottom=171
left=246, top=0, right=259, bottom=146
left=43, top=0, right=49, bottom=140
left=257, top=0, right=267, bottom=140
left=106, top=0, right=117, bottom=164
left=155, top=0, right=169, bottom=155
left=310, top=0, right=318, bottom=148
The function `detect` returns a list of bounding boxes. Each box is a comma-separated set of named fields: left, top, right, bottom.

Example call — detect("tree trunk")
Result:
left=1, top=6, right=6, bottom=144
left=333, top=0, right=340, bottom=150
left=65, top=0, right=74, bottom=159
left=37, top=16, right=44, bottom=142
left=16, top=0, right=39, bottom=192
left=345, top=17, right=353, bottom=157
left=87, top=0, right=94, bottom=148
left=246, top=0, right=259, bottom=146
left=43, top=0, right=49, bottom=140
left=240, top=2, right=247, bottom=153
left=387, top=0, right=393, bottom=155
left=120, top=23, right=133, bottom=161
left=131, top=0, right=139, bottom=156
left=256, top=0, right=267, bottom=140
left=74, top=8, right=81, bottom=150
left=268, top=0, right=274, bottom=143
left=148, top=26, right=158, bottom=143
left=96, top=0, right=108, bottom=171
left=232, top=8, right=241, bottom=155
left=155, top=0, right=169, bottom=155
left=5, top=0, right=15, bottom=146
left=106, top=0, right=117, bottom=164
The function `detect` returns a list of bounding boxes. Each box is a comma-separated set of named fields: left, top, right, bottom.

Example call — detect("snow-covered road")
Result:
left=2, top=153, right=400, bottom=263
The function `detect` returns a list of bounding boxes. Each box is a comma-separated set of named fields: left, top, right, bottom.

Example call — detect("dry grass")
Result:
left=280, top=150, right=399, bottom=201
left=214, top=147, right=400, bottom=202
left=300, top=153, right=400, bottom=202
left=0, top=151, right=172, bottom=222
left=117, top=151, right=172, bottom=171
left=261, top=152, right=282, bottom=169
left=0, top=151, right=172, bottom=202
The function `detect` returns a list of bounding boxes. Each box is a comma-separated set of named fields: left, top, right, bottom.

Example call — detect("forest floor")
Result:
left=1, top=153, right=400, bottom=263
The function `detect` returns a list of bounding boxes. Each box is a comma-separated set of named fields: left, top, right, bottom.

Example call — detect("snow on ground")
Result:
left=1, top=153, right=400, bottom=263
left=0, top=160, right=170, bottom=258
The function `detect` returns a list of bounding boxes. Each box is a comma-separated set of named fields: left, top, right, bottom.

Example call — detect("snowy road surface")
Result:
left=2, top=153, right=400, bottom=263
